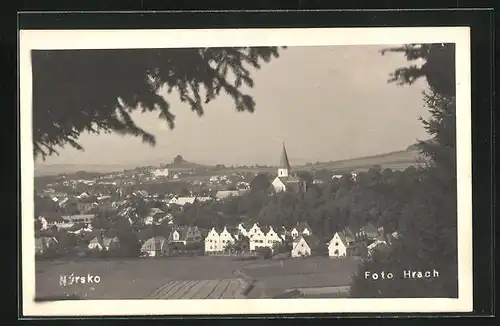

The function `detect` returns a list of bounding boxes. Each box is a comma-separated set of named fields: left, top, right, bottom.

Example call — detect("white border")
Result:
left=20, top=27, right=472, bottom=316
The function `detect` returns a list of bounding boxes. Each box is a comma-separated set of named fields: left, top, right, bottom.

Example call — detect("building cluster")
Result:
left=35, top=143, right=376, bottom=260
left=203, top=221, right=400, bottom=259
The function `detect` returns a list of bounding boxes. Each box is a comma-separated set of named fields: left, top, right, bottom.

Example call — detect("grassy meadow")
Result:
left=35, top=256, right=361, bottom=300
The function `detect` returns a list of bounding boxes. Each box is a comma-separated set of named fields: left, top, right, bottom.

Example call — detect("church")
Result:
left=270, top=143, right=307, bottom=194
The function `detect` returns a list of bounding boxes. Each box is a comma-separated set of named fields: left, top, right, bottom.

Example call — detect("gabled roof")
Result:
left=299, top=235, right=322, bottom=250
left=78, top=196, right=98, bottom=204
left=170, top=225, right=200, bottom=240
left=238, top=221, right=254, bottom=231
left=149, top=208, right=165, bottom=215
left=215, top=190, right=240, bottom=199
left=141, top=236, right=167, bottom=251
left=332, top=231, right=348, bottom=247
left=67, top=223, right=87, bottom=232
left=137, top=227, right=155, bottom=242
left=293, top=221, right=312, bottom=233
left=343, top=227, right=356, bottom=242
left=226, top=225, right=239, bottom=234
left=82, top=230, right=101, bottom=242
left=279, top=142, right=291, bottom=171
left=89, top=234, right=118, bottom=247
left=169, top=197, right=196, bottom=205
left=364, top=222, right=379, bottom=235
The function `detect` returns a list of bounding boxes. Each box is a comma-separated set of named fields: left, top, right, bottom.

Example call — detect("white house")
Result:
left=196, top=196, right=212, bottom=203
left=264, top=226, right=283, bottom=249
left=140, top=236, right=167, bottom=257
left=247, top=223, right=262, bottom=238
left=291, top=235, right=322, bottom=258
left=168, top=197, right=196, bottom=206
left=169, top=226, right=203, bottom=245
left=249, top=225, right=267, bottom=251
left=152, top=168, right=169, bottom=178
left=291, top=222, right=313, bottom=239
left=236, top=223, right=250, bottom=238
left=88, top=236, right=120, bottom=251
left=215, top=190, right=241, bottom=200
left=204, top=227, right=222, bottom=253
left=37, top=216, right=49, bottom=230
left=76, top=192, right=90, bottom=199
left=219, top=226, right=236, bottom=251
left=328, top=232, right=348, bottom=257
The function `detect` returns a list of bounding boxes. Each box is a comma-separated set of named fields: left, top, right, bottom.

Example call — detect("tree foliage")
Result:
left=351, top=43, right=458, bottom=298
left=32, top=47, right=283, bottom=160
left=381, top=43, right=455, bottom=97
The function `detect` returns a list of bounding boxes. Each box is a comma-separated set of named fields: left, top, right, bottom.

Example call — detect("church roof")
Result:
left=280, top=142, right=291, bottom=171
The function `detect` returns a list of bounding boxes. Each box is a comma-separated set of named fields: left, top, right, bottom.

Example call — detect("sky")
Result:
left=37, top=45, right=429, bottom=167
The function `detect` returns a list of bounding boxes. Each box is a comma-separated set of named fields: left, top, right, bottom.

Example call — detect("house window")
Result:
left=334, top=249, right=339, bottom=255
left=335, top=242, right=339, bottom=246
left=301, top=243, right=304, bottom=247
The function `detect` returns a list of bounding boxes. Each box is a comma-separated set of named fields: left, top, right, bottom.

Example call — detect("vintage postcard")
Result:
left=20, top=26, right=472, bottom=316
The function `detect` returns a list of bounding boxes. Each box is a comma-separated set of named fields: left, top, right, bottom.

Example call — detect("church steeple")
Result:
left=278, top=142, right=291, bottom=177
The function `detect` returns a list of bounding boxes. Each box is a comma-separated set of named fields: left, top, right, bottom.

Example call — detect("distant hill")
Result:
left=298, top=148, right=425, bottom=173
left=34, top=141, right=429, bottom=177
left=165, top=161, right=212, bottom=171
left=34, top=164, right=138, bottom=177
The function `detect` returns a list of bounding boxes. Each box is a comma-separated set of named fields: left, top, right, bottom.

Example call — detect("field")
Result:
left=240, top=257, right=361, bottom=298
left=35, top=256, right=360, bottom=300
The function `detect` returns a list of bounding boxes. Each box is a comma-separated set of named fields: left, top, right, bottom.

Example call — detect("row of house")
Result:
left=204, top=221, right=398, bottom=259
left=203, top=221, right=313, bottom=254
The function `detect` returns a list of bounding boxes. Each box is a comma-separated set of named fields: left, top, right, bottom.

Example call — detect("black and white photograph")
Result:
left=20, top=27, right=472, bottom=315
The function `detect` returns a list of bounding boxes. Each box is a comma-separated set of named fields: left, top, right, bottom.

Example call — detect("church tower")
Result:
left=278, top=142, right=291, bottom=177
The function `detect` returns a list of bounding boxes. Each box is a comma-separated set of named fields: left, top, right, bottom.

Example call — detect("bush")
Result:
left=255, top=247, right=272, bottom=259
left=272, top=243, right=291, bottom=254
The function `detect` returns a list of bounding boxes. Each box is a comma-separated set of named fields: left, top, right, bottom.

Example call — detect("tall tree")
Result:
left=32, top=47, right=283, bottom=160
left=249, top=172, right=272, bottom=193
left=351, top=43, right=458, bottom=298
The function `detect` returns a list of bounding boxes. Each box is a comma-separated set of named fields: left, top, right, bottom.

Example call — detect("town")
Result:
left=35, top=143, right=403, bottom=264
left=27, top=40, right=459, bottom=305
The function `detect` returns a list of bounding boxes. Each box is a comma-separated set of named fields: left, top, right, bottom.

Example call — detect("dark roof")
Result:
left=342, top=228, right=356, bottom=243
left=78, top=196, right=98, bottom=203
left=279, top=142, right=291, bottom=171
left=239, top=221, right=254, bottom=231
left=67, top=223, right=87, bottom=231
left=137, top=227, right=155, bottom=242
left=295, top=221, right=312, bottom=233
left=170, top=225, right=201, bottom=240
left=83, top=230, right=104, bottom=242
left=260, top=225, right=270, bottom=234
left=364, top=223, right=379, bottom=235
left=335, top=232, right=347, bottom=246
left=301, top=235, right=322, bottom=250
